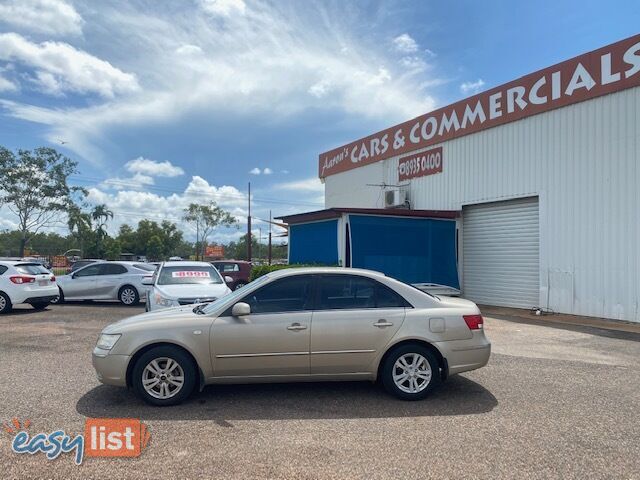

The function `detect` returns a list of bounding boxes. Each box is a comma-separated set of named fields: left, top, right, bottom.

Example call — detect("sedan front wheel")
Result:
left=132, top=346, right=197, bottom=406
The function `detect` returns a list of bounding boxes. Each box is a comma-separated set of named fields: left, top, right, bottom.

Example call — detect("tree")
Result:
left=0, top=147, right=84, bottom=256
left=91, top=204, right=113, bottom=258
left=146, top=235, right=163, bottom=261
left=183, top=202, right=236, bottom=260
left=67, top=205, right=93, bottom=256
left=104, top=238, right=122, bottom=261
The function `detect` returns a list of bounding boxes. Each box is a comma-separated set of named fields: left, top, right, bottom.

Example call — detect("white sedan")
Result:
left=144, top=261, right=232, bottom=311
left=0, top=260, right=58, bottom=313
left=54, top=261, right=154, bottom=305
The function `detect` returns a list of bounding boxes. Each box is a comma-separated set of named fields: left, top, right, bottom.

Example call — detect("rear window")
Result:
left=158, top=265, right=223, bottom=285
left=15, top=263, right=49, bottom=275
left=134, top=263, right=156, bottom=271
left=0, top=265, right=7, bottom=275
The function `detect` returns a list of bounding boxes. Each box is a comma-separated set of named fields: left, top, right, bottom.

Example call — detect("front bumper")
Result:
left=92, top=347, right=130, bottom=387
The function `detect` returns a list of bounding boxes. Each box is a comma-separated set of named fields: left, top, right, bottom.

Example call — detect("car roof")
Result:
left=265, top=267, right=386, bottom=279
left=213, top=259, right=250, bottom=264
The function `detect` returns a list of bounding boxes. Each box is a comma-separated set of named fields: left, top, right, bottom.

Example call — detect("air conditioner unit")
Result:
left=384, top=189, right=408, bottom=208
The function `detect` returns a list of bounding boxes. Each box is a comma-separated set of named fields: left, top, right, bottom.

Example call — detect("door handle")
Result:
left=287, top=323, right=307, bottom=331
left=373, top=320, right=394, bottom=328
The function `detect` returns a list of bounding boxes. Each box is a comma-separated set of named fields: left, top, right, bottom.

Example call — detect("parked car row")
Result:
left=0, top=258, right=251, bottom=313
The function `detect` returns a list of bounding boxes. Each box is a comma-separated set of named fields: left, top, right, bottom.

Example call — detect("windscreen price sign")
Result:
left=398, top=146, right=443, bottom=181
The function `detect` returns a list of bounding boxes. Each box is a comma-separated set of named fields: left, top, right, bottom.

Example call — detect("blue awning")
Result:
left=289, top=220, right=338, bottom=265
left=348, top=215, right=459, bottom=288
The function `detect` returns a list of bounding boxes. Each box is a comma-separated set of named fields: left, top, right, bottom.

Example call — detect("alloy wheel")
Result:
left=392, top=353, right=432, bottom=394
left=0, top=295, right=6, bottom=312
left=120, top=288, right=136, bottom=305
left=142, top=357, right=185, bottom=399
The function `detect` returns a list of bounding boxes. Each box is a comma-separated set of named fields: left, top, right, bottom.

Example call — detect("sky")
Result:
left=0, top=0, right=639, bottom=245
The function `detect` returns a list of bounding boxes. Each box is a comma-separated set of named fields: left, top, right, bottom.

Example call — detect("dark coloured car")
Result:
left=212, top=260, right=251, bottom=290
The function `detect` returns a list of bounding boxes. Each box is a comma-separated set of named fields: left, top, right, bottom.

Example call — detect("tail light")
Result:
left=10, top=276, right=35, bottom=284
left=463, top=314, right=484, bottom=330
left=50, top=275, right=56, bottom=282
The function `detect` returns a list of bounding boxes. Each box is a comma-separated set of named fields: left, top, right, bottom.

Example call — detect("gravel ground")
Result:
left=0, top=302, right=639, bottom=479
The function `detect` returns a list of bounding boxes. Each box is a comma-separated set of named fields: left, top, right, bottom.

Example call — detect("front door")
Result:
left=65, top=264, right=101, bottom=299
left=211, top=275, right=315, bottom=377
left=310, top=274, right=406, bottom=374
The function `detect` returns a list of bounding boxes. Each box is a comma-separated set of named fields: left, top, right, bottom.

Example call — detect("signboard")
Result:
left=319, top=34, right=640, bottom=178
left=172, top=271, right=211, bottom=278
left=398, top=147, right=443, bottom=181
left=205, top=245, right=224, bottom=257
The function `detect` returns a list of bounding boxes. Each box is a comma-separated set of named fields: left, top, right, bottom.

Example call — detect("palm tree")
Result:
left=67, top=205, right=92, bottom=255
left=91, top=204, right=113, bottom=257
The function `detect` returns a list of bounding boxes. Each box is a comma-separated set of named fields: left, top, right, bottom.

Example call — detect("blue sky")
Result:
left=0, top=0, right=638, bottom=243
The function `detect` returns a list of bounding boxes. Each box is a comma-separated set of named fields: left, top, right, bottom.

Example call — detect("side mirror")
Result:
left=224, top=275, right=233, bottom=284
left=142, top=277, right=153, bottom=286
left=231, top=302, right=250, bottom=317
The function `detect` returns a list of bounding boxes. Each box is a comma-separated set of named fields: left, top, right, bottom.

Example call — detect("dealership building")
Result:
left=280, top=34, right=640, bottom=322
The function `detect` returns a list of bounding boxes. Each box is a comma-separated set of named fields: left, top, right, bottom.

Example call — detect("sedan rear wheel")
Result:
left=119, top=286, right=139, bottom=306
left=0, top=292, right=12, bottom=314
left=381, top=344, right=440, bottom=400
left=132, top=346, right=196, bottom=406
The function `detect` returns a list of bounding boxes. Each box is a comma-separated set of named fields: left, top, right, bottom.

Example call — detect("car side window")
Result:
left=75, top=264, right=101, bottom=277
left=241, top=276, right=313, bottom=314
left=317, top=275, right=409, bottom=310
left=317, top=275, right=376, bottom=310
left=0, top=265, right=7, bottom=275
left=376, top=284, right=412, bottom=308
left=100, top=264, right=128, bottom=275
left=226, top=264, right=240, bottom=272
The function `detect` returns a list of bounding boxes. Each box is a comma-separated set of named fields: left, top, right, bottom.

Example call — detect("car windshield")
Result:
left=157, top=265, right=223, bottom=285
left=15, top=263, right=49, bottom=275
left=202, top=275, right=269, bottom=314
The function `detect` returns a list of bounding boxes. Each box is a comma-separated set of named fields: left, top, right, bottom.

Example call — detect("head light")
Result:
left=96, top=333, right=121, bottom=350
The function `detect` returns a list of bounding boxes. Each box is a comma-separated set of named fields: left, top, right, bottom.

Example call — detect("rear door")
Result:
left=310, top=275, right=407, bottom=374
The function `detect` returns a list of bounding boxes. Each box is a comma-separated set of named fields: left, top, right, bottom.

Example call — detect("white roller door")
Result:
left=462, top=197, right=539, bottom=308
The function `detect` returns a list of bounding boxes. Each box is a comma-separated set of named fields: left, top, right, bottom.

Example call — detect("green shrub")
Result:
left=249, top=263, right=333, bottom=281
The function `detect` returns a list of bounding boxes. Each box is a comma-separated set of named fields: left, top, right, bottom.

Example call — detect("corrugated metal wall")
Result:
left=324, top=87, right=640, bottom=322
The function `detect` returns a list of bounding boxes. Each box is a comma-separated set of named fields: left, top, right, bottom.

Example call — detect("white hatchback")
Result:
left=0, top=261, right=58, bottom=313
left=144, top=261, right=232, bottom=311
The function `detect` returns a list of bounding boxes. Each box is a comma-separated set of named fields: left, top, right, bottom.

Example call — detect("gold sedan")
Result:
left=93, top=267, right=490, bottom=406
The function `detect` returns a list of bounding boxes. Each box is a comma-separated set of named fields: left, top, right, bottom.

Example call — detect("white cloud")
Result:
left=1, top=2, right=440, bottom=164
left=125, top=157, right=184, bottom=177
left=200, top=0, right=246, bottom=17
left=0, top=0, right=83, bottom=36
left=249, top=167, right=261, bottom=175
left=399, top=56, right=427, bottom=71
left=460, top=78, right=485, bottom=95
left=275, top=177, right=324, bottom=193
left=393, top=33, right=419, bottom=53
left=0, top=33, right=139, bottom=97
left=262, top=167, right=273, bottom=175
left=84, top=176, right=248, bottom=241
left=0, top=74, right=18, bottom=92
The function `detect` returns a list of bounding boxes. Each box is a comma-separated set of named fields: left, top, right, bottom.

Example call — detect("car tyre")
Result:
left=132, top=346, right=197, bottom=406
left=381, top=344, right=441, bottom=401
left=31, top=301, right=49, bottom=310
left=50, top=288, right=64, bottom=304
left=0, top=292, right=12, bottom=314
left=119, top=285, right=139, bottom=306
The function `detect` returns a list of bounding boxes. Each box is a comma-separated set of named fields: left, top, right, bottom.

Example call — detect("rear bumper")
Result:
left=436, top=335, right=491, bottom=375
left=12, top=286, right=59, bottom=304
left=92, top=348, right=130, bottom=387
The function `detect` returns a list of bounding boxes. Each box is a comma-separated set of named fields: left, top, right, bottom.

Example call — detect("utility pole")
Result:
left=268, top=210, right=272, bottom=265
left=247, top=182, right=252, bottom=262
